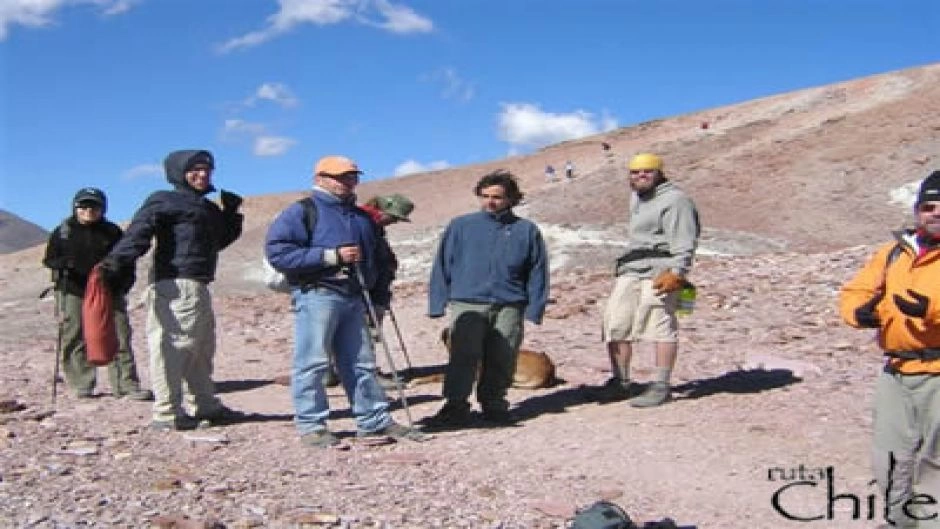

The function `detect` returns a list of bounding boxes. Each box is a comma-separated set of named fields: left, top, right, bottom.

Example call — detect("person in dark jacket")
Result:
left=265, top=155, right=425, bottom=447
left=101, top=150, right=245, bottom=431
left=425, top=170, right=549, bottom=428
left=42, top=187, right=152, bottom=400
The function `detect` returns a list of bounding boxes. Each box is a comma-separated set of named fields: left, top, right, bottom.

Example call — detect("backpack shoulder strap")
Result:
left=297, top=197, right=318, bottom=241
left=58, top=218, right=72, bottom=240
left=886, top=243, right=902, bottom=266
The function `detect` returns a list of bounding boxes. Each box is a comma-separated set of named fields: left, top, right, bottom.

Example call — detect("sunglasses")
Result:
left=918, top=203, right=940, bottom=213
left=629, top=169, right=657, bottom=176
left=76, top=203, right=102, bottom=210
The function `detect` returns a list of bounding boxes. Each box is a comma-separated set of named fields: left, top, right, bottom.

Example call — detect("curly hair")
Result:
left=473, top=170, right=524, bottom=206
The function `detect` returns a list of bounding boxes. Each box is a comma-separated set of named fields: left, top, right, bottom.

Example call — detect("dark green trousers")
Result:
left=443, top=301, right=523, bottom=412
left=57, top=291, right=142, bottom=395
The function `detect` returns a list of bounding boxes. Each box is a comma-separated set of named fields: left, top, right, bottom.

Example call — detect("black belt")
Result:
left=616, top=249, right=672, bottom=265
left=884, top=349, right=940, bottom=361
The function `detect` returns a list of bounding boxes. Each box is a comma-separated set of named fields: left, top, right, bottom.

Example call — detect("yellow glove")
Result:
left=652, top=270, right=684, bottom=294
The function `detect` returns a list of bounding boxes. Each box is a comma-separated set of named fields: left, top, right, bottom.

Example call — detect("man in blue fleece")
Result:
left=426, top=170, right=549, bottom=428
left=265, top=155, right=424, bottom=447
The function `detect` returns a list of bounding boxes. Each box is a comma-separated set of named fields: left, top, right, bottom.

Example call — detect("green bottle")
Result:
left=677, top=282, right=696, bottom=317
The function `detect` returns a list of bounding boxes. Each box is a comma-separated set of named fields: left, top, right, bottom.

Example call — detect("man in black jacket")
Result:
left=42, top=187, right=152, bottom=400
left=102, top=150, right=245, bottom=431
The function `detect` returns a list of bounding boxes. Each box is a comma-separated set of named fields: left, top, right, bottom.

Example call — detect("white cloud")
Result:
left=217, top=0, right=432, bottom=53
left=366, top=0, right=433, bottom=34
left=393, top=159, right=450, bottom=176
left=254, top=135, right=296, bottom=157
left=121, top=163, right=162, bottom=180
left=244, top=82, right=299, bottom=108
left=497, top=103, right=619, bottom=150
left=422, top=67, right=474, bottom=102
left=222, top=118, right=267, bottom=137
left=0, top=0, right=136, bottom=40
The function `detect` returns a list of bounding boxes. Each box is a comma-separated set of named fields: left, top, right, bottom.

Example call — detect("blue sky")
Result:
left=1, top=0, right=938, bottom=230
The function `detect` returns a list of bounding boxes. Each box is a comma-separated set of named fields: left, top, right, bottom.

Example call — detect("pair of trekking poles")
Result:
left=354, top=264, right=416, bottom=428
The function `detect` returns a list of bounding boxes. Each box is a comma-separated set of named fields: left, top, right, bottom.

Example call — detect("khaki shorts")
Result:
left=602, top=275, right=678, bottom=343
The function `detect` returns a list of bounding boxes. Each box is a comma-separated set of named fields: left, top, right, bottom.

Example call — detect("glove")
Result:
left=893, top=289, right=929, bottom=318
left=220, top=189, right=243, bottom=212
left=97, top=258, right=121, bottom=289
left=652, top=270, right=684, bottom=294
left=854, top=291, right=884, bottom=328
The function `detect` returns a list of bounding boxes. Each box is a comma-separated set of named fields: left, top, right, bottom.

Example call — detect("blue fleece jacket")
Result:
left=264, top=188, right=391, bottom=305
left=428, top=209, right=549, bottom=324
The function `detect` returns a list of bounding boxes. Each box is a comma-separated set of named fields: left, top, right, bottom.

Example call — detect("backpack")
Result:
left=263, top=197, right=317, bottom=293
left=570, top=501, right=637, bottom=529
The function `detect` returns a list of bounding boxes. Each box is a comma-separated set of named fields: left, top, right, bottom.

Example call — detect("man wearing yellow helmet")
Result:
left=599, top=153, right=700, bottom=407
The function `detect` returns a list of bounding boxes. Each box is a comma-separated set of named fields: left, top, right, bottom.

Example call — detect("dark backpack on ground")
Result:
left=571, top=501, right=637, bottom=529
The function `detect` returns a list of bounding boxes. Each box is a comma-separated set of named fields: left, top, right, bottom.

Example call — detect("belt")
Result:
left=884, top=349, right=940, bottom=361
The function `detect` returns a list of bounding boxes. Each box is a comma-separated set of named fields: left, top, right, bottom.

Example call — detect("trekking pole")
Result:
left=386, top=305, right=414, bottom=376
left=51, top=270, right=67, bottom=410
left=353, top=263, right=414, bottom=428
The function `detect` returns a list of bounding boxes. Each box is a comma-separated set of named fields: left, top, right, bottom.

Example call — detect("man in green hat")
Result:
left=319, top=193, right=415, bottom=386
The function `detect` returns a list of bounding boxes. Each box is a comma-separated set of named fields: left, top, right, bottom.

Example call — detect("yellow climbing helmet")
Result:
left=627, top=153, right=663, bottom=171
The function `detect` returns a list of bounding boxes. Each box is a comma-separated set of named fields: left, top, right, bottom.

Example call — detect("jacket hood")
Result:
left=164, top=150, right=216, bottom=195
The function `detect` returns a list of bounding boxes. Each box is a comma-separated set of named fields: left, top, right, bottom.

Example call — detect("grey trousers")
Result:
left=872, top=369, right=940, bottom=528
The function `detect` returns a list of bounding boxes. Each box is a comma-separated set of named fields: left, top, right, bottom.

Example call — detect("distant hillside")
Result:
left=0, top=210, right=48, bottom=254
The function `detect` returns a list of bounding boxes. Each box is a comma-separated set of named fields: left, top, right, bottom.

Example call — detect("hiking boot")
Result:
left=196, top=405, right=248, bottom=428
left=589, top=377, right=636, bottom=403
left=630, top=383, right=672, bottom=408
left=301, top=429, right=340, bottom=448
left=481, top=408, right=517, bottom=425
left=358, top=421, right=428, bottom=442
left=150, top=415, right=199, bottom=432
left=118, top=389, right=154, bottom=401
left=420, top=402, right=471, bottom=430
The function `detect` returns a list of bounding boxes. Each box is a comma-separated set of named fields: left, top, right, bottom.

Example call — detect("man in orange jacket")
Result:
left=840, top=169, right=940, bottom=528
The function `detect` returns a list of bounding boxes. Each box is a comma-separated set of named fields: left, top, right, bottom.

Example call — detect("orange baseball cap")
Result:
left=314, top=155, right=362, bottom=176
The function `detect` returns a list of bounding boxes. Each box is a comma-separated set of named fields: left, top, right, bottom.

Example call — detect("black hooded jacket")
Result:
left=106, top=150, right=243, bottom=283
left=42, top=216, right=134, bottom=296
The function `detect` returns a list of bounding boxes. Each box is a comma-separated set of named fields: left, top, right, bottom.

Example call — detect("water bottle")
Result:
left=676, top=282, right=696, bottom=317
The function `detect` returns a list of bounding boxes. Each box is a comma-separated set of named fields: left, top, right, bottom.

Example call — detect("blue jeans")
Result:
left=291, top=287, right=391, bottom=435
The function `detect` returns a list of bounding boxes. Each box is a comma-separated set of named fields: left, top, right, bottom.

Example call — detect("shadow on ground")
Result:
left=672, top=368, right=801, bottom=401
left=215, top=379, right=273, bottom=393
left=510, top=368, right=800, bottom=422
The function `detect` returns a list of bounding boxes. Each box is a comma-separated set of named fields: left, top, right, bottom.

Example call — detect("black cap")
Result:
left=917, top=170, right=940, bottom=205
left=185, top=150, right=215, bottom=172
left=72, top=187, right=107, bottom=213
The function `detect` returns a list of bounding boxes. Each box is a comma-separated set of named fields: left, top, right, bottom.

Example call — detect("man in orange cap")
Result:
left=265, top=156, right=425, bottom=447
left=599, top=153, right=700, bottom=407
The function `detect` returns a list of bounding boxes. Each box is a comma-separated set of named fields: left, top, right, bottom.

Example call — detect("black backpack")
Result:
left=571, top=501, right=637, bottom=529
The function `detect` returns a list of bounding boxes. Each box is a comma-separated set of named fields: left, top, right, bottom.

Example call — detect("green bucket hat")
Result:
left=377, top=194, right=414, bottom=222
